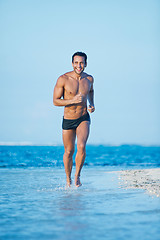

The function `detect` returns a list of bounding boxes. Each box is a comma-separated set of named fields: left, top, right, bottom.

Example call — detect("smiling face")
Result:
left=72, top=56, right=87, bottom=75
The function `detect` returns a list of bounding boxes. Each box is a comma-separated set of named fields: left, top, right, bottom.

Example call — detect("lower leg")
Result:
left=75, top=146, right=86, bottom=186
left=62, top=129, right=76, bottom=186
left=63, top=150, right=74, bottom=186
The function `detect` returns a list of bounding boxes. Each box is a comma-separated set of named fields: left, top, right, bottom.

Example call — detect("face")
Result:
left=72, top=56, right=87, bottom=75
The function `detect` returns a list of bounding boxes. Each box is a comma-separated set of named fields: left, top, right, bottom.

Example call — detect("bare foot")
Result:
left=66, top=177, right=72, bottom=187
left=75, top=175, right=82, bottom=187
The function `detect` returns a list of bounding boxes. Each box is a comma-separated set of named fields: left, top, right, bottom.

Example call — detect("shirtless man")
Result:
left=53, top=52, right=95, bottom=187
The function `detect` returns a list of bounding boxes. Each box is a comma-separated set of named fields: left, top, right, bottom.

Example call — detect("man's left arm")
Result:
left=88, top=76, right=95, bottom=113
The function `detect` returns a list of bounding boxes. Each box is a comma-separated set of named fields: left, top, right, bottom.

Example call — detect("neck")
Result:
left=72, top=71, right=82, bottom=80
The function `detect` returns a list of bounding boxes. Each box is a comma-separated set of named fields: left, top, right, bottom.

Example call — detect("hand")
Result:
left=88, top=105, right=95, bottom=113
left=72, top=92, right=84, bottom=104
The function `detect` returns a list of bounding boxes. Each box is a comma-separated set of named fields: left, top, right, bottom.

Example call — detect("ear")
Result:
left=85, top=62, right=87, bottom=67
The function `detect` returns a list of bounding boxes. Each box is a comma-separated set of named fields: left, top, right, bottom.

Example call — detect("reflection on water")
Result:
left=58, top=191, right=89, bottom=236
left=59, top=192, right=85, bottom=214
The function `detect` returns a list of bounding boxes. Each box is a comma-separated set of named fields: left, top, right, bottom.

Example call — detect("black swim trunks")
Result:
left=62, top=112, right=90, bottom=130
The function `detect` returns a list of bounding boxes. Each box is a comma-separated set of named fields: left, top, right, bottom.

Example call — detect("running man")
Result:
left=53, top=52, right=95, bottom=187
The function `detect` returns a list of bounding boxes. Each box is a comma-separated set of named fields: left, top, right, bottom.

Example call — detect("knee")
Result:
left=77, top=143, right=86, bottom=154
left=64, top=148, right=74, bottom=158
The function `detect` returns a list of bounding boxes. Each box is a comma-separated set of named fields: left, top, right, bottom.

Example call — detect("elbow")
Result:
left=53, top=98, right=57, bottom=106
left=53, top=101, right=58, bottom=106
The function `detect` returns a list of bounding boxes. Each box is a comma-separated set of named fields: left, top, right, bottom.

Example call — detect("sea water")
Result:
left=0, top=145, right=160, bottom=240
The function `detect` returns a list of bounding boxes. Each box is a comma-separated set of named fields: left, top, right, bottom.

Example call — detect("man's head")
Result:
left=72, top=52, right=87, bottom=75
left=72, top=52, right=87, bottom=64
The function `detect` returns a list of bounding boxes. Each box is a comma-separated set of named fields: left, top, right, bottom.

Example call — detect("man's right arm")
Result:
left=53, top=76, right=83, bottom=106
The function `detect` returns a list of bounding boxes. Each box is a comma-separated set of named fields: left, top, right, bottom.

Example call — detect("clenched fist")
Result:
left=72, top=92, right=84, bottom=104
left=88, top=105, right=95, bottom=113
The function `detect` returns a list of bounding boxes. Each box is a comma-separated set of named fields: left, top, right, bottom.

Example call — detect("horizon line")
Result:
left=0, top=142, right=160, bottom=147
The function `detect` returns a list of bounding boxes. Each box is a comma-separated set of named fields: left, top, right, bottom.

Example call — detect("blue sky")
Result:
left=0, top=0, right=160, bottom=145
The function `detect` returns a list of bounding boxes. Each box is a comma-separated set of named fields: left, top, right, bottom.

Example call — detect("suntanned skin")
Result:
left=53, top=55, right=95, bottom=187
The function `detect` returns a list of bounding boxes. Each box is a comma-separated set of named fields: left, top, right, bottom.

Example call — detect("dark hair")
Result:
left=72, top=52, right=87, bottom=64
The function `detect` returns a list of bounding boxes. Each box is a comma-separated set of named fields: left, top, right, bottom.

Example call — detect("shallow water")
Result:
left=0, top=167, right=160, bottom=240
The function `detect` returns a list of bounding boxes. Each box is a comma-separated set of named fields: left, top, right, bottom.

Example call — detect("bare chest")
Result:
left=64, top=78, right=91, bottom=97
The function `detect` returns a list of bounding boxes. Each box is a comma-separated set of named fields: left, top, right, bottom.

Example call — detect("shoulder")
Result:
left=56, top=73, right=69, bottom=86
left=84, top=72, right=94, bottom=83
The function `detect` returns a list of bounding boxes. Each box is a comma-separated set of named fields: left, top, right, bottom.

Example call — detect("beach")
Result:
left=0, top=145, right=160, bottom=239
left=118, top=168, right=160, bottom=198
left=1, top=167, right=160, bottom=240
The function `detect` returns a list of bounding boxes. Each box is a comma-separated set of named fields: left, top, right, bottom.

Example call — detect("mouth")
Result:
left=76, top=68, right=82, bottom=72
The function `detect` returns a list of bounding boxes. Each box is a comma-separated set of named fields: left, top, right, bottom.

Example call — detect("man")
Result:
left=53, top=52, right=95, bottom=187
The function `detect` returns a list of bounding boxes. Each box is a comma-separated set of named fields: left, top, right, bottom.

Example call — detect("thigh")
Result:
left=76, top=121, right=90, bottom=145
left=62, top=129, right=76, bottom=150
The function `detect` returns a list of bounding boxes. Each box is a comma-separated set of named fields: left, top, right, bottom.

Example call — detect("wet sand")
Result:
left=118, top=168, right=160, bottom=197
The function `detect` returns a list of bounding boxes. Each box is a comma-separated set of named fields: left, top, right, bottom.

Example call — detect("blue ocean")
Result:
left=0, top=145, right=160, bottom=240
left=1, top=145, right=160, bottom=169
